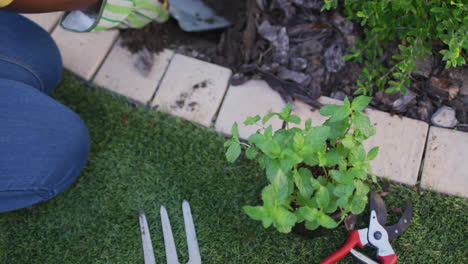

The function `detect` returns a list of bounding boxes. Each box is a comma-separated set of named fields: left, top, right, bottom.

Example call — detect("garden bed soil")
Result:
left=119, top=0, right=468, bottom=132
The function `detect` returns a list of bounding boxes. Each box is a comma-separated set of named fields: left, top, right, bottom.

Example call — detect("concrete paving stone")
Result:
left=94, top=40, right=174, bottom=105
left=51, top=26, right=119, bottom=80
left=421, top=127, right=468, bottom=197
left=152, top=54, right=231, bottom=127
left=292, top=97, right=428, bottom=185
left=215, top=80, right=286, bottom=140
left=22, top=12, right=62, bottom=33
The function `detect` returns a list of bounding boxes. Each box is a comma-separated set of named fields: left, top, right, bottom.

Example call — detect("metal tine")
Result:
left=182, top=200, right=201, bottom=264
left=160, top=205, right=180, bottom=264
left=139, top=211, right=157, bottom=264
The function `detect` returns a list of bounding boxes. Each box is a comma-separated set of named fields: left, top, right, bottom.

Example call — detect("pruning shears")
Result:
left=321, top=191, right=412, bottom=264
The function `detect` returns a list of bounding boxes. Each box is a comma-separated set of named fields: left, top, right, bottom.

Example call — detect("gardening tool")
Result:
left=139, top=200, right=202, bottom=264
left=167, top=0, right=232, bottom=32
left=321, top=191, right=412, bottom=264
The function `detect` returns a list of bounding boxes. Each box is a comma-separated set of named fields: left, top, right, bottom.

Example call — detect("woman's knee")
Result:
left=0, top=82, right=89, bottom=212
left=0, top=11, right=62, bottom=94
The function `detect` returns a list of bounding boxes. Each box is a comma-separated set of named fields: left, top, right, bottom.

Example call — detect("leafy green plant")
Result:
left=323, top=0, right=468, bottom=95
left=225, top=96, right=379, bottom=233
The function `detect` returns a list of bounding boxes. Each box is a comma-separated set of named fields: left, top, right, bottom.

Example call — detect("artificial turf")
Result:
left=0, top=74, right=467, bottom=263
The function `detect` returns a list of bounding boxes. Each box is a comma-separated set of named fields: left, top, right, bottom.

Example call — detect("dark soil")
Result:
left=202, top=0, right=247, bottom=25
left=119, top=0, right=468, bottom=132
left=120, top=18, right=221, bottom=54
left=119, top=0, right=246, bottom=54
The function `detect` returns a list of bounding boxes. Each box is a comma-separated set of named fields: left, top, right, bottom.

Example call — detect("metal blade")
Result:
left=160, top=205, right=180, bottom=264
left=139, top=211, right=156, bottom=264
left=168, top=0, right=231, bottom=32
left=384, top=200, right=412, bottom=241
left=350, top=249, right=379, bottom=264
left=369, top=191, right=387, bottom=226
left=182, top=200, right=201, bottom=264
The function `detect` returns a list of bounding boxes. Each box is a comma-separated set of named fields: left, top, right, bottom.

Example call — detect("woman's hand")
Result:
left=3, top=0, right=101, bottom=13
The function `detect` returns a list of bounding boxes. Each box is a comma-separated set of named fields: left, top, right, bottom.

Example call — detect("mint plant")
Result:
left=323, top=0, right=468, bottom=95
left=225, top=96, right=379, bottom=233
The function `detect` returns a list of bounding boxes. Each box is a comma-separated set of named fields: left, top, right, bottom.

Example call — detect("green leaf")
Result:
left=320, top=104, right=351, bottom=122
left=351, top=195, right=367, bottom=215
left=279, top=151, right=299, bottom=172
left=341, top=134, right=355, bottom=149
left=231, top=122, right=240, bottom=140
left=325, top=148, right=343, bottom=166
left=274, top=207, right=297, bottom=233
left=263, top=112, right=278, bottom=125
left=257, top=140, right=281, bottom=158
left=304, top=126, right=330, bottom=152
left=351, top=96, right=372, bottom=112
left=367, top=146, right=379, bottom=160
left=319, top=213, right=339, bottom=229
left=301, top=149, right=319, bottom=167
left=316, top=186, right=330, bottom=209
left=248, top=133, right=265, bottom=145
left=323, top=119, right=349, bottom=141
left=305, top=219, right=320, bottom=230
left=262, top=217, right=273, bottom=228
left=226, top=142, right=241, bottom=163
left=345, top=181, right=355, bottom=196
left=324, top=196, right=338, bottom=213
left=293, top=133, right=305, bottom=151
left=354, top=180, right=370, bottom=195
left=264, top=125, right=273, bottom=139
left=245, top=148, right=258, bottom=159
left=337, top=196, right=349, bottom=207
left=318, top=153, right=328, bottom=167
left=305, top=118, right=312, bottom=130
left=224, top=140, right=233, bottom=147
left=294, top=168, right=315, bottom=199
left=279, top=103, right=292, bottom=120
left=286, top=115, right=301, bottom=124
left=297, top=206, right=318, bottom=222
left=349, top=144, right=367, bottom=165
left=334, top=184, right=347, bottom=197
left=346, top=168, right=367, bottom=180
left=352, top=111, right=376, bottom=138
left=244, top=115, right=261, bottom=125
left=243, top=206, right=265, bottom=221
left=330, top=170, right=347, bottom=184
left=265, top=160, right=282, bottom=182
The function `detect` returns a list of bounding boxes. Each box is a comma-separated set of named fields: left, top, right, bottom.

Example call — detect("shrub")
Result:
left=323, top=0, right=468, bottom=94
left=224, top=96, right=378, bottom=233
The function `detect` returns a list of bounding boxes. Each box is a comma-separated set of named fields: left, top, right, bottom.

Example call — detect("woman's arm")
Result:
left=3, top=0, right=101, bottom=13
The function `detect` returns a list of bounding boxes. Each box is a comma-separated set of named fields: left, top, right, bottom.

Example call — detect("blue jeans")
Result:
left=0, top=11, right=90, bottom=213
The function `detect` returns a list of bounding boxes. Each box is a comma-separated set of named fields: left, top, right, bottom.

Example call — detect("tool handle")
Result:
left=379, top=254, right=398, bottom=264
left=320, top=230, right=363, bottom=264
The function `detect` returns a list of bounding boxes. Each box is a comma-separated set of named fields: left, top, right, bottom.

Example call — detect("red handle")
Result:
left=379, top=254, right=398, bottom=264
left=320, top=230, right=363, bottom=264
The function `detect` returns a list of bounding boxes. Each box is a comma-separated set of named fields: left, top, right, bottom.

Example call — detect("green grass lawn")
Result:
left=0, top=74, right=467, bottom=263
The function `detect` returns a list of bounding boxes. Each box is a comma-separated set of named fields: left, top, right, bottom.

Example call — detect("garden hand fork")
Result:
left=139, top=200, right=202, bottom=264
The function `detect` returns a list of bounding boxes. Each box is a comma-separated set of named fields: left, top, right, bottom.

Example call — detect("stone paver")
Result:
left=94, top=40, right=174, bottom=105
left=152, top=54, right=231, bottom=127
left=421, top=127, right=468, bottom=197
left=292, top=97, right=428, bottom=185
left=215, top=80, right=286, bottom=139
left=22, top=12, right=62, bottom=33
left=51, top=26, right=119, bottom=80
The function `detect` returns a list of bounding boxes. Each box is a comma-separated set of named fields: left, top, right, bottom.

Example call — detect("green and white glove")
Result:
left=61, top=0, right=169, bottom=32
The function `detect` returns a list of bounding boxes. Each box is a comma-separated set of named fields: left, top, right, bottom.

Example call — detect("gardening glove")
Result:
left=60, top=0, right=169, bottom=32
